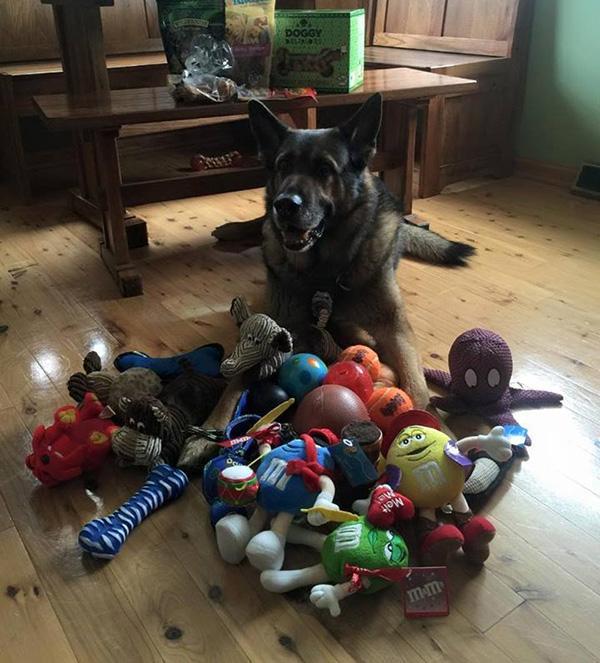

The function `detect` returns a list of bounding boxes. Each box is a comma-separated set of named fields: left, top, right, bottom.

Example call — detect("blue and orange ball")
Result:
left=277, top=353, right=328, bottom=400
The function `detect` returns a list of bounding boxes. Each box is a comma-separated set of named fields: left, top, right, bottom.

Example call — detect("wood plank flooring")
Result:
left=0, top=176, right=598, bottom=662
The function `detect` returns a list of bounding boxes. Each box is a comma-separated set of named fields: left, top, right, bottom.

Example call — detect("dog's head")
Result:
left=249, top=93, right=382, bottom=252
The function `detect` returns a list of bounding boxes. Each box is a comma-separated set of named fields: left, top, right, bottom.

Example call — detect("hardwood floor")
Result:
left=0, top=176, right=598, bottom=662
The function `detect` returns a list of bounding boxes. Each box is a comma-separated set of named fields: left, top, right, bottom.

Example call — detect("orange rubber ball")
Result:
left=339, top=345, right=381, bottom=381
left=366, top=386, right=413, bottom=434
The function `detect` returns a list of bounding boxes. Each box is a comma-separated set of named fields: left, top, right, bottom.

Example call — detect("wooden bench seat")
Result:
left=365, top=47, right=507, bottom=74
left=362, top=0, right=534, bottom=197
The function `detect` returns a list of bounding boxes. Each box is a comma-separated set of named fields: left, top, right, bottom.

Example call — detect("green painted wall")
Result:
left=517, top=0, right=600, bottom=168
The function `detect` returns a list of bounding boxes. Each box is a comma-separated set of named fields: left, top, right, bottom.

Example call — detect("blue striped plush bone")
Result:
left=79, top=465, right=189, bottom=559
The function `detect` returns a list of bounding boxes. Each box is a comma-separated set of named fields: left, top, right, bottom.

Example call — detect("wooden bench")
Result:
left=364, top=0, right=535, bottom=196
left=35, top=67, right=476, bottom=297
left=0, top=53, right=167, bottom=200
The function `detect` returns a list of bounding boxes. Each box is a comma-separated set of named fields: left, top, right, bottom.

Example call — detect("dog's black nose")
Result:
left=274, top=194, right=303, bottom=219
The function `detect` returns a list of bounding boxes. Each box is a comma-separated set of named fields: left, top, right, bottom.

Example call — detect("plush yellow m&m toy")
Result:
left=380, top=417, right=466, bottom=509
left=375, top=410, right=512, bottom=565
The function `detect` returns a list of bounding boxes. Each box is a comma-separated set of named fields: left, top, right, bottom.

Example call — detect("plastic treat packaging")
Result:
left=225, top=0, right=275, bottom=89
left=157, top=0, right=238, bottom=102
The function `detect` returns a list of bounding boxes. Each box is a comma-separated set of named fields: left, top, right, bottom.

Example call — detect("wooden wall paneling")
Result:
left=0, top=0, right=162, bottom=64
left=440, top=74, right=508, bottom=175
left=373, top=0, right=388, bottom=37
left=0, top=2, right=59, bottom=62
left=384, top=0, right=446, bottom=36
left=373, top=0, right=519, bottom=56
left=100, top=0, right=163, bottom=55
left=500, top=0, right=535, bottom=172
left=143, top=0, right=160, bottom=39
left=443, top=0, right=519, bottom=42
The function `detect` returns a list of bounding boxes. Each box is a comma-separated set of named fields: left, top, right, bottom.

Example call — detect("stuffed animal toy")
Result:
left=220, top=297, right=293, bottom=380
left=177, top=297, right=294, bottom=470
left=78, top=369, right=225, bottom=558
left=203, top=422, right=297, bottom=526
left=260, top=488, right=414, bottom=617
left=215, top=429, right=340, bottom=570
left=114, top=342, right=225, bottom=378
left=356, top=409, right=512, bottom=565
left=26, top=392, right=118, bottom=487
left=111, top=369, right=225, bottom=468
left=308, top=291, right=342, bottom=363
left=425, top=328, right=563, bottom=508
left=68, top=351, right=162, bottom=416
left=203, top=435, right=257, bottom=526
left=425, top=328, right=563, bottom=445
left=79, top=464, right=188, bottom=558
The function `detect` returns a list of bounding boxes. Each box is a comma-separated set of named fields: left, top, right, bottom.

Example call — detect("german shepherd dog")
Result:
left=251, top=93, right=473, bottom=406
left=178, top=94, right=473, bottom=469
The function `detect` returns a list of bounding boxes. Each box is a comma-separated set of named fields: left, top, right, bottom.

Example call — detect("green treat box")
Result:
left=271, top=9, right=365, bottom=92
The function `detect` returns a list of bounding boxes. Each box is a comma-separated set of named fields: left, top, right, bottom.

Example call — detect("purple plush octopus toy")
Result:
left=425, top=328, right=563, bottom=444
left=425, top=328, right=563, bottom=508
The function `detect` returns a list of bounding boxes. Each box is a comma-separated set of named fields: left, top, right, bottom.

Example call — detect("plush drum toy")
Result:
left=218, top=465, right=260, bottom=506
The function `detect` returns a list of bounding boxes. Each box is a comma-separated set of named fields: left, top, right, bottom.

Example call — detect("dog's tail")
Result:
left=401, top=223, right=475, bottom=266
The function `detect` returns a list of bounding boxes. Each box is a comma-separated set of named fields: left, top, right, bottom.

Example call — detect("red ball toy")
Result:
left=339, top=345, right=381, bottom=381
left=366, top=386, right=413, bottom=434
left=292, top=384, right=370, bottom=436
left=323, top=361, right=374, bottom=403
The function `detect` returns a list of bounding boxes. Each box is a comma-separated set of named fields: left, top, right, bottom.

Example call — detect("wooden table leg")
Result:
left=94, top=128, right=143, bottom=297
left=418, top=96, right=443, bottom=198
left=381, top=101, right=416, bottom=208
left=287, top=107, right=317, bottom=130
left=45, top=0, right=148, bottom=250
left=381, top=100, right=430, bottom=229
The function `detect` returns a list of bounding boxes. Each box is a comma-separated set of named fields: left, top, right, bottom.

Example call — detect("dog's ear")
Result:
left=339, top=93, right=382, bottom=169
left=248, top=100, right=290, bottom=168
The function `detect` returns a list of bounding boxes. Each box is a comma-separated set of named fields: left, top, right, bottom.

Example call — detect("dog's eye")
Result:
left=316, top=162, right=334, bottom=178
left=277, top=157, right=292, bottom=173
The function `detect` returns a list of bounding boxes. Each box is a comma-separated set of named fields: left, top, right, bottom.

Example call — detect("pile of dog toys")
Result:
left=25, top=296, right=563, bottom=617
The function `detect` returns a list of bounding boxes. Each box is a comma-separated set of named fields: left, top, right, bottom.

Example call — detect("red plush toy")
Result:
left=26, top=392, right=118, bottom=487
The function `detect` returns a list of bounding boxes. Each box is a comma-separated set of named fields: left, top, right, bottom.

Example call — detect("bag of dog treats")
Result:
left=157, top=0, right=238, bottom=102
left=157, top=0, right=226, bottom=74
left=225, top=0, right=275, bottom=89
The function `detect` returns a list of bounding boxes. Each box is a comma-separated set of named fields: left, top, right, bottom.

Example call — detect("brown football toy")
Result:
left=292, top=384, right=369, bottom=436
